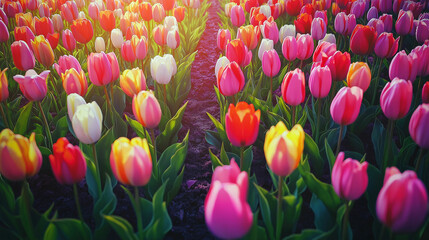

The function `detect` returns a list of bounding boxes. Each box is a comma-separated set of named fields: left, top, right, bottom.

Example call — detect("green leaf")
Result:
left=205, top=130, right=222, bottom=149
left=371, top=119, right=386, bottom=168
left=96, top=129, right=116, bottom=185
left=304, top=133, right=323, bottom=177
left=366, top=163, right=383, bottom=217
left=125, top=115, right=145, bottom=138
left=104, top=215, right=138, bottom=240
left=93, top=176, right=117, bottom=239
left=310, top=193, right=335, bottom=231
left=254, top=184, right=275, bottom=240
left=14, top=101, right=33, bottom=135
left=209, top=148, right=223, bottom=170
left=52, top=116, right=68, bottom=142
left=324, top=139, right=336, bottom=172
left=156, top=102, right=187, bottom=152
left=43, top=219, right=91, bottom=240
left=112, top=86, right=126, bottom=115
left=144, top=183, right=172, bottom=240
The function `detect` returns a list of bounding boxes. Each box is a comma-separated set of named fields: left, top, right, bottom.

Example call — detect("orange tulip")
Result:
left=31, top=35, right=55, bottom=68
left=120, top=68, right=146, bottom=97
left=225, top=102, right=261, bottom=147
left=61, top=68, right=88, bottom=96
left=99, top=10, right=116, bottom=32
left=0, top=68, right=8, bottom=102
left=237, top=25, right=260, bottom=50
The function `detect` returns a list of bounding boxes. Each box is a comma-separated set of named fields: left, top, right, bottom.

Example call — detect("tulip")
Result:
left=62, top=29, right=76, bottom=52
left=300, top=3, right=314, bottom=16
left=367, top=19, right=385, bottom=36
left=377, top=168, right=428, bottom=232
left=380, top=78, right=413, bottom=120
left=326, top=51, right=351, bottom=82
left=314, top=10, right=327, bottom=24
left=153, top=25, right=167, bottom=47
left=71, top=18, right=93, bottom=44
left=330, top=86, right=363, bottom=125
left=296, top=34, right=314, bottom=60
left=61, top=1, right=79, bottom=23
left=260, top=5, right=271, bottom=18
left=281, top=68, right=305, bottom=106
left=409, top=103, right=429, bottom=149
left=217, top=61, right=245, bottom=96
left=150, top=54, right=176, bottom=85
left=225, top=102, right=261, bottom=147
left=173, top=7, right=185, bottom=22
left=54, top=55, right=82, bottom=77
left=0, top=129, right=42, bottom=181
left=13, top=70, right=49, bottom=102
left=139, top=2, right=152, bottom=21
left=226, top=39, right=249, bottom=67
left=258, top=38, right=274, bottom=61
left=350, top=24, right=377, bottom=55
left=34, top=17, right=54, bottom=38
left=132, top=91, right=162, bottom=129
left=261, top=17, right=279, bottom=44
left=215, top=56, right=230, bottom=77
left=410, top=45, right=429, bottom=77
left=282, top=36, right=297, bottom=61
left=264, top=122, right=304, bottom=176
left=152, top=3, right=165, bottom=23
left=88, top=2, right=100, bottom=20
left=313, top=41, right=336, bottom=63
left=334, top=12, right=348, bottom=35
left=167, top=29, right=180, bottom=50
left=120, top=68, right=146, bottom=97
left=374, top=33, right=400, bottom=59
left=0, top=68, right=8, bottom=102
left=15, top=13, right=34, bottom=32
left=204, top=160, right=253, bottom=239
left=309, top=65, right=332, bottom=98
left=99, top=10, right=115, bottom=32
left=332, top=152, right=368, bottom=200
left=350, top=0, right=365, bottom=18
left=423, top=82, right=429, bottom=104
left=319, top=33, right=336, bottom=44
left=279, top=24, right=295, bottom=43
left=231, top=4, right=245, bottom=27
left=93, top=37, right=105, bottom=53
left=285, top=0, right=303, bottom=16
left=4, top=1, right=23, bottom=17
left=416, top=20, right=429, bottom=44
left=379, top=14, right=393, bottom=32
left=0, top=20, right=8, bottom=43
left=217, top=29, right=231, bottom=52
left=88, top=52, right=119, bottom=86
left=295, top=13, right=312, bottom=34
left=389, top=50, right=418, bottom=82
left=262, top=49, right=281, bottom=78
left=237, top=25, right=259, bottom=50
left=378, top=0, right=393, bottom=13
left=14, top=26, right=34, bottom=49
left=39, top=3, right=50, bottom=18
left=52, top=14, right=63, bottom=33
left=396, top=10, right=414, bottom=35
left=311, top=17, right=327, bottom=41
left=367, top=6, right=378, bottom=21
left=136, top=37, right=148, bottom=60
left=67, top=93, right=86, bottom=120
left=71, top=101, right=103, bottom=145
left=347, top=62, right=371, bottom=92
left=111, top=28, right=124, bottom=49
left=61, top=68, right=88, bottom=96
left=164, top=16, right=178, bottom=32
left=110, top=137, right=152, bottom=186
left=0, top=8, right=7, bottom=26
left=49, top=138, right=87, bottom=185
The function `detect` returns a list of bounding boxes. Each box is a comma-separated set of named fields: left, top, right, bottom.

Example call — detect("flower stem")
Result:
left=270, top=76, right=273, bottom=97
left=379, top=225, right=386, bottom=240
left=315, top=98, right=322, bottom=143
left=291, top=105, right=296, bottom=127
left=150, top=128, right=156, bottom=154
left=342, top=201, right=351, bottom=240
left=336, top=125, right=344, bottom=156
left=415, top=148, right=425, bottom=173
left=232, top=94, right=237, bottom=105
left=240, top=146, right=245, bottom=172
left=0, top=102, right=9, bottom=129
left=91, top=144, right=102, bottom=196
left=163, top=84, right=167, bottom=105
left=371, top=58, right=383, bottom=105
left=383, top=120, right=394, bottom=170
left=37, top=101, right=53, bottom=149
left=22, top=180, right=36, bottom=240
left=276, top=176, right=284, bottom=240
left=103, top=85, right=112, bottom=110
left=134, top=186, right=143, bottom=236
left=73, top=183, right=84, bottom=222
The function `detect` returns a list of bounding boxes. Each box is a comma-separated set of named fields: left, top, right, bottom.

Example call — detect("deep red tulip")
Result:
left=350, top=24, right=377, bottom=55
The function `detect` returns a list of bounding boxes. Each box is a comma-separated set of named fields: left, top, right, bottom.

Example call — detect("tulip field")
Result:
left=1, top=0, right=429, bottom=239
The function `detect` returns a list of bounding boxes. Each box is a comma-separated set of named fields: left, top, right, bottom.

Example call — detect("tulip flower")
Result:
left=409, top=103, right=429, bottom=149
left=330, top=86, right=363, bottom=126
left=14, top=26, right=34, bottom=49
left=0, top=8, right=7, bottom=26
left=34, top=16, right=54, bottom=38
left=15, top=12, right=34, bottom=31
left=282, top=36, right=297, bottom=62
left=110, top=137, right=152, bottom=186
left=279, top=24, right=296, bottom=43
left=350, top=0, right=365, bottom=18
left=347, top=62, right=371, bottom=92
left=261, top=17, right=279, bottom=44
left=95, top=37, right=105, bottom=53
left=135, top=37, right=149, bottom=61
left=173, top=7, right=185, bottom=22
left=150, top=54, right=176, bottom=85
left=54, top=55, right=82, bottom=77
left=295, top=13, right=312, bottom=34
left=285, top=0, right=303, bottom=16
left=4, top=1, right=23, bottom=17
left=11, top=40, right=35, bottom=71
left=167, top=29, right=180, bottom=50
left=423, top=82, right=429, bottom=104
left=378, top=0, right=393, bottom=13
left=71, top=101, right=103, bottom=145
left=332, top=152, right=368, bottom=200
left=237, top=25, right=259, bottom=50
left=377, top=168, right=428, bottom=233
left=335, top=12, right=352, bottom=36
left=49, top=137, right=87, bottom=185
left=61, top=68, right=88, bottom=96
left=71, top=18, right=93, bottom=44
left=350, top=24, right=377, bottom=55
left=217, top=61, right=245, bottom=97
left=88, top=2, right=100, bottom=20
left=152, top=3, right=166, bottom=23
left=231, top=4, right=245, bottom=27
left=62, top=29, right=76, bottom=53
left=296, top=34, right=314, bottom=60
left=319, top=34, right=336, bottom=44
left=0, top=129, right=42, bottom=181
left=139, top=2, right=152, bottom=21
left=396, top=10, right=414, bottom=36
left=379, top=77, right=413, bottom=121
left=367, top=18, right=385, bottom=36
left=13, top=70, right=49, bottom=102
left=164, top=16, right=178, bottom=32
left=0, top=20, right=8, bottom=43
left=264, top=122, right=304, bottom=177
left=0, top=68, right=8, bottom=102
left=120, top=68, right=146, bottom=97
left=87, top=52, right=119, bottom=86
left=121, top=40, right=137, bottom=63
left=61, top=0, right=79, bottom=23
left=416, top=20, right=429, bottom=44
left=38, top=3, right=50, bottom=18
left=204, top=160, right=253, bottom=239
left=367, top=6, right=378, bottom=21
left=379, top=14, right=393, bottom=32
left=215, top=56, right=230, bottom=77
left=309, top=65, right=332, bottom=98
left=326, top=51, right=351, bottom=82
left=258, top=38, right=274, bottom=61
left=226, top=39, right=250, bottom=67
left=67, top=93, right=86, bottom=121
left=216, top=29, right=231, bottom=52
left=281, top=68, right=306, bottom=106
left=99, top=10, right=115, bottom=32
left=311, top=17, right=327, bottom=41
left=262, top=49, right=281, bottom=94
left=313, top=41, right=336, bottom=63
left=389, top=50, right=418, bottom=82
left=132, top=91, right=162, bottom=129
left=314, top=10, right=327, bottom=24
left=153, top=25, right=167, bottom=47
left=225, top=102, right=261, bottom=147
left=410, top=45, right=429, bottom=77
left=111, top=28, right=124, bottom=49
left=374, top=33, right=400, bottom=59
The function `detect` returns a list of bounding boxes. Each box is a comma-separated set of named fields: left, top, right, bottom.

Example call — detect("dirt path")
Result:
left=166, top=1, right=221, bottom=239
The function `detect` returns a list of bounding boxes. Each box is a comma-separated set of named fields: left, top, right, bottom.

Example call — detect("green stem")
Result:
left=240, top=146, right=245, bottom=172
left=0, top=102, right=9, bottom=129
left=315, top=98, right=322, bottom=143
left=22, top=180, right=36, bottom=240
left=37, top=101, right=53, bottom=149
left=383, top=120, right=394, bottom=170
left=379, top=225, right=386, bottom=240
left=330, top=80, right=338, bottom=106
left=232, top=94, right=237, bottom=105
left=270, top=76, right=273, bottom=97
left=291, top=105, right=296, bottom=127
left=134, top=186, right=143, bottom=236
left=150, top=128, right=156, bottom=154
left=103, top=85, right=111, bottom=110
left=91, top=144, right=102, bottom=196
left=342, top=201, right=351, bottom=240
left=162, top=84, right=167, bottom=105
left=415, top=148, right=425, bottom=173
left=336, top=125, right=344, bottom=156
left=276, top=176, right=284, bottom=240
left=371, top=58, right=383, bottom=105
left=73, top=184, right=84, bottom=222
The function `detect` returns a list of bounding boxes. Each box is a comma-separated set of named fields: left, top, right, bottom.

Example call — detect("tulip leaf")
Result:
left=43, top=219, right=91, bottom=240
left=310, top=193, right=335, bottom=231
left=156, top=101, right=187, bottom=152
left=93, top=175, right=118, bottom=240
left=284, top=229, right=325, bottom=240
left=350, top=105, right=380, bottom=135
left=209, top=148, right=223, bottom=170
left=282, top=195, right=303, bottom=235
left=96, top=129, right=116, bottom=185
left=365, top=163, right=383, bottom=218
left=143, top=183, right=172, bottom=240
left=324, top=138, right=336, bottom=172
left=205, top=130, right=222, bottom=149
left=125, top=115, right=145, bottom=138
left=254, top=184, right=276, bottom=240
left=13, top=101, right=33, bottom=135
left=243, top=211, right=268, bottom=240
left=0, top=177, right=15, bottom=212
left=112, top=86, right=126, bottom=116
left=207, top=112, right=229, bottom=148
left=52, top=116, right=68, bottom=143
left=220, top=143, right=230, bottom=165
left=371, top=119, right=386, bottom=168
left=242, top=146, right=253, bottom=173
left=103, top=215, right=137, bottom=240
left=304, top=133, right=323, bottom=177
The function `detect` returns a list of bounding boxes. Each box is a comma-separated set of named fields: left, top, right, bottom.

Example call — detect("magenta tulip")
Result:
left=262, top=49, right=281, bottom=78
left=396, top=10, right=414, bottom=35
left=217, top=61, right=245, bottom=96
left=309, top=65, right=332, bottom=98
left=282, top=36, right=297, bottom=61
left=281, top=68, right=305, bottom=106
left=389, top=50, right=418, bottom=82
left=296, top=34, right=314, bottom=60
left=374, top=33, right=400, bottom=59
left=54, top=55, right=82, bottom=77
left=380, top=78, right=413, bottom=120
left=13, top=70, right=50, bottom=102
left=330, top=86, right=363, bottom=125
left=11, top=40, right=35, bottom=71
left=230, top=4, right=245, bottom=27
left=261, top=17, right=279, bottom=44
left=409, top=103, right=429, bottom=149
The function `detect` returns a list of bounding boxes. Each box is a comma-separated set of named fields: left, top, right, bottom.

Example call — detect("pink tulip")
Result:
left=281, top=68, right=305, bottom=106
left=367, top=18, right=385, bottom=36
left=330, top=86, right=363, bottom=125
left=231, top=4, right=245, bottom=27
left=61, top=1, right=79, bottom=23
left=87, top=52, right=118, bottom=86
left=282, top=36, right=297, bottom=61
left=217, top=61, right=245, bottom=96
left=379, top=14, right=393, bottom=32
left=14, top=26, right=34, bottom=49
left=422, top=82, right=429, bottom=103
left=377, top=167, right=428, bottom=232
left=380, top=78, right=413, bottom=120
left=0, top=20, right=9, bottom=43
left=409, top=103, right=429, bottom=149
left=332, top=152, right=368, bottom=200
left=136, top=37, right=148, bottom=60
left=62, top=29, right=76, bottom=52
left=309, top=65, right=332, bottom=98
left=367, top=6, right=378, bottom=21
left=39, top=3, right=51, bottom=18
left=334, top=12, right=348, bottom=35
left=311, top=17, right=327, bottom=41
left=389, top=50, right=418, bottom=82
left=121, top=40, right=136, bottom=63
left=296, top=34, right=314, bottom=60
left=396, top=10, right=414, bottom=35
left=351, top=0, right=365, bottom=19
left=314, top=10, right=327, bottom=24
left=54, top=55, right=82, bottom=77
left=13, top=70, right=49, bottom=102
left=88, top=2, right=100, bottom=20
left=374, top=33, right=400, bottom=59
left=410, top=45, right=429, bottom=77
left=132, top=91, right=162, bottom=129
left=167, top=29, right=180, bottom=49
left=313, top=41, right=336, bottom=63
left=416, top=20, right=429, bottom=43
left=217, top=29, right=231, bottom=51
left=11, top=40, right=35, bottom=71
left=346, top=62, right=372, bottom=92
left=152, top=3, right=166, bottom=23
left=262, top=49, right=281, bottom=78
left=153, top=25, right=167, bottom=46
left=261, top=17, right=279, bottom=44
left=205, top=160, right=253, bottom=239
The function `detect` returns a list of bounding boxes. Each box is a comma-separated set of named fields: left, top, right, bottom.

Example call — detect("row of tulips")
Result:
left=205, top=0, right=429, bottom=239
left=0, top=0, right=210, bottom=239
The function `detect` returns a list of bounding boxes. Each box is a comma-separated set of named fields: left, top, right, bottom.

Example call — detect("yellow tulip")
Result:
left=119, top=68, right=146, bottom=97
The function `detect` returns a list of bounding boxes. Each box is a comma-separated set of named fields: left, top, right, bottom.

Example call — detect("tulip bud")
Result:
left=99, top=10, right=116, bottom=32
left=87, top=52, right=118, bottom=86
left=152, top=3, right=166, bottom=23
left=72, top=101, right=103, bottom=144
left=237, top=25, right=259, bottom=50
left=95, top=37, right=105, bottom=53
left=409, top=103, right=429, bottom=149
left=311, top=17, right=327, bottom=41
left=423, top=82, right=429, bottom=104
left=62, top=29, right=76, bottom=52
left=262, top=49, right=281, bottom=78
left=13, top=70, right=49, bottom=102
left=350, top=24, right=377, bottom=55
left=0, top=20, right=9, bottom=43
left=225, top=102, right=261, bottom=147
left=379, top=14, right=393, bottom=32
left=279, top=24, right=296, bottom=43
left=309, top=65, right=332, bottom=98
left=374, top=33, right=400, bottom=59
left=380, top=78, right=413, bottom=120
left=120, top=68, right=146, bottom=97
left=295, top=13, right=312, bottom=34
left=396, top=10, right=414, bottom=35
left=61, top=68, right=88, bottom=96
left=326, top=51, right=351, bottom=82
left=330, top=86, right=363, bottom=125
left=231, top=4, right=245, bottom=27
left=167, top=28, right=180, bottom=49
left=332, top=152, right=368, bottom=200
left=347, top=62, right=371, bottom=92
left=296, top=34, right=314, bottom=60
left=173, top=7, right=185, bottom=22
left=282, top=36, right=297, bottom=61
left=67, top=93, right=86, bottom=120
left=416, top=20, right=429, bottom=44
left=313, top=41, right=336, bottom=63
left=71, top=18, right=93, bottom=44
left=132, top=91, right=162, bottom=129
left=281, top=68, right=306, bottom=106
left=0, top=68, right=9, bottom=102
left=215, top=56, right=230, bottom=77
left=350, top=0, right=365, bottom=18
left=261, top=17, right=279, bottom=44
left=389, top=50, right=418, bottom=82
left=164, top=16, right=178, bottom=32
left=111, top=28, right=124, bottom=49
left=258, top=38, right=274, bottom=61
left=367, top=6, right=378, bottom=21
left=11, top=40, right=35, bottom=71
left=217, top=61, right=245, bottom=96
left=150, top=54, right=176, bottom=85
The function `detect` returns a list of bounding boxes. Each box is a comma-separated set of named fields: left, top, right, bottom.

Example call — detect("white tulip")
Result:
left=260, top=5, right=271, bottom=19
left=166, top=29, right=180, bottom=49
left=164, top=16, right=178, bottom=32
left=95, top=37, right=105, bottom=53
left=72, top=102, right=103, bottom=145
left=258, top=38, right=274, bottom=61
left=279, top=24, right=296, bottom=43
left=111, top=29, right=124, bottom=49
left=67, top=93, right=86, bottom=121
left=215, top=56, right=230, bottom=77
left=150, top=55, right=176, bottom=84
left=318, top=33, right=336, bottom=45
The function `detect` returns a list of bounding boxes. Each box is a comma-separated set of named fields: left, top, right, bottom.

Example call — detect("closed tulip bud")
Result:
left=281, top=68, right=305, bottom=106
left=111, top=29, right=124, bottom=49
left=72, top=102, right=103, bottom=144
left=67, top=93, right=86, bottom=120
left=261, top=17, right=279, bottom=44
left=346, top=14, right=357, bottom=36
left=13, top=70, right=49, bottom=102
left=167, top=28, right=180, bottom=49
left=326, top=51, right=351, bottom=82
left=279, top=24, right=296, bottom=43
left=217, top=29, right=231, bottom=51
left=380, top=78, right=412, bottom=120
left=136, top=37, right=148, bottom=60
left=330, top=86, right=363, bottom=125
left=120, top=68, right=146, bottom=97
left=396, top=10, right=414, bottom=35
left=99, top=10, right=115, bottom=32
left=350, top=0, right=365, bottom=18
left=335, top=12, right=348, bottom=35
left=225, top=102, right=261, bottom=147
left=374, top=33, right=400, bottom=59
left=94, top=37, right=105, bottom=53
left=164, top=16, right=178, bottom=32
left=153, top=25, right=167, bottom=47
left=34, top=16, right=54, bottom=38
left=332, top=152, right=368, bottom=200
left=61, top=68, right=88, bottom=96
left=295, top=13, right=312, bottom=34
left=350, top=24, right=377, bottom=55
left=367, top=6, right=378, bottom=21
left=377, top=168, right=428, bottom=232
left=62, top=29, right=76, bottom=52
left=0, top=20, right=8, bottom=43
left=215, top=56, right=230, bottom=77
left=0, top=129, right=42, bottom=181
left=309, top=65, right=332, bottom=98
left=347, top=62, right=371, bottom=92
left=237, top=25, right=259, bottom=50
left=410, top=45, right=429, bottom=77
left=0, top=8, right=7, bottom=26
left=132, top=91, right=161, bottom=129
left=217, top=61, right=245, bottom=96
left=226, top=39, right=249, bottom=67
left=54, top=55, right=82, bottom=77
left=15, top=13, right=33, bottom=32
left=4, top=1, right=23, bottom=17
left=71, top=18, right=93, bottom=44
left=282, top=36, right=297, bottom=61
left=150, top=54, right=176, bottom=85
left=14, top=26, right=34, bottom=50
left=286, top=0, right=303, bottom=16
left=51, top=14, right=63, bottom=32
left=87, top=52, right=118, bottom=86
left=0, top=68, right=8, bottom=102
left=423, top=82, right=429, bottom=103
left=61, top=1, right=79, bottom=23
left=368, top=18, right=385, bottom=36
left=205, top=160, right=253, bottom=239
left=313, top=41, right=336, bottom=63
left=49, top=138, right=87, bottom=185
left=264, top=122, right=304, bottom=176
left=409, top=103, right=429, bottom=148
left=258, top=38, right=274, bottom=61
left=378, top=0, right=392, bottom=13
left=379, top=14, right=393, bottom=32
left=231, top=4, right=245, bottom=27
left=416, top=20, right=429, bottom=44
left=173, top=7, right=185, bottom=22
left=88, top=2, right=100, bottom=20
left=262, top=49, right=281, bottom=78
left=152, top=3, right=165, bottom=23
left=296, top=34, right=314, bottom=60
left=319, top=33, right=336, bottom=44
left=389, top=50, right=418, bottom=82
left=311, top=17, right=327, bottom=41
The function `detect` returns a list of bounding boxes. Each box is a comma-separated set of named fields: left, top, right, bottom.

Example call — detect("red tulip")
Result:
left=217, top=29, right=231, bottom=51
left=173, top=7, right=185, bottom=22
left=350, top=24, right=377, bottom=55
left=281, top=68, right=306, bottom=106
left=285, top=0, right=303, bottom=16
left=139, top=2, right=152, bottom=21
left=225, top=102, right=261, bottom=147
left=326, top=51, right=351, bottom=82
left=88, top=52, right=119, bottom=86
left=295, top=13, right=312, bottom=34
left=34, top=16, right=54, bottom=38
left=225, top=39, right=247, bottom=67
left=71, top=18, right=93, bottom=44
left=99, top=10, right=116, bottom=32
left=11, top=40, right=35, bottom=71
left=313, top=41, right=336, bottom=63
left=14, top=26, right=35, bottom=49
